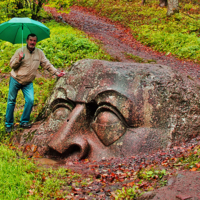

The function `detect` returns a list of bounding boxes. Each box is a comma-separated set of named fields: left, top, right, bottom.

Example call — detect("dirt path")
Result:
left=42, top=6, right=200, bottom=199
left=45, top=5, right=200, bottom=83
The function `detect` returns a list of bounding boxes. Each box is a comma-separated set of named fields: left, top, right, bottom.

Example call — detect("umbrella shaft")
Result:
left=22, top=24, right=23, bottom=52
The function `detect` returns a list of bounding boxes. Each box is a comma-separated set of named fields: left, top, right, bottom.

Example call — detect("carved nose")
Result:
left=48, top=104, right=90, bottom=160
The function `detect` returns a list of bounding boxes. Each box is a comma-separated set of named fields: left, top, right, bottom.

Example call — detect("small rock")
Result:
left=66, top=161, right=74, bottom=166
left=102, top=157, right=106, bottom=161
left=176, top=194, right=192, bottom=200
left=138, top=191, right=156, bottom=200
left=167, top=177, right=176, bottom=186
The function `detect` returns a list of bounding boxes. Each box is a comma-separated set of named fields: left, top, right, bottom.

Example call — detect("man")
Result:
left=5, top=33, right=65, bottom=133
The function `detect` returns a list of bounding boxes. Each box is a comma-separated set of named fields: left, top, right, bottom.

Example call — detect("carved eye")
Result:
left=53, top=107, right=71, bottom=121
left=41, top=104, right=72, bottom=133
left=91, top=106, right=127, bottom=146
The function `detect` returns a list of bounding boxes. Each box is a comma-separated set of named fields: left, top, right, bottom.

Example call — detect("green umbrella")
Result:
left=0, top=17, right=50, bottom=51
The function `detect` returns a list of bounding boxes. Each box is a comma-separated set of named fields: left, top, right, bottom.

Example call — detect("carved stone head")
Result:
left=20, top=59, right=200, bottom=161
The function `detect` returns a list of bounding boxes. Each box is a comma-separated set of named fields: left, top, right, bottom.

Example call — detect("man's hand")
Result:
left=57, top=71, right=65, bottom=77
left=19, top=52, right=25, bottom=61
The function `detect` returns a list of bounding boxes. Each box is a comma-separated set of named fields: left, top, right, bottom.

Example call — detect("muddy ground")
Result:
left=40, top=6, right=200, bottom=199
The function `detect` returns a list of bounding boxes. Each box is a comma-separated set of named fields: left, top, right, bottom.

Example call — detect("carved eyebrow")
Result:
left=50, top=98, right=75, bottom=112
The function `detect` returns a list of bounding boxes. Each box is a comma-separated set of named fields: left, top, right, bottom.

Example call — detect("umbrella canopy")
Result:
left=0, top=17, right=50, bottom=44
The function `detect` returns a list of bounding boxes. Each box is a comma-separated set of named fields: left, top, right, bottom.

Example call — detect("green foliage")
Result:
left=138, top=168, right=167, bottom=180
left=115, top=168, right=167, bottom=199
left=0, top=0, right=71, bottom=20
left=0, top=144, right=35, bottom=199
left=48, top=0, right=72, bottom=13
left=0, top=0, right=44, bottom=20
left=176, top=146, right=200, bottom=170
left=72, top=0, right=200, bottom=62
left=0, top=78, right=9, bottom=140
left=115, top=186, right=143, bottom=199
left=0, top=143, right=89, bottom=199
left=124, top=53, right=145, bottom=63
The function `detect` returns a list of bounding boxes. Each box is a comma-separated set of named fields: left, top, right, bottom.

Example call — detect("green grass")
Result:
left=71, top=0, right=200, bottom=62
left=0, top=144, right=35, bottom=199
left=176, top=145, right=200, bottom=170
left=0, top=143, right=91, bottom=199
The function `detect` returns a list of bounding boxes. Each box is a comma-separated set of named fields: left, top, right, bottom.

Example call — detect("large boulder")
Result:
left=16, top=59, right=200, bottom=161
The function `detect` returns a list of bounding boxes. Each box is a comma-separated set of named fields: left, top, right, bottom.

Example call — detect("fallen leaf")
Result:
left=196, top=163, right=200, bottom=168
left=190, top=167, right=197, bottom=171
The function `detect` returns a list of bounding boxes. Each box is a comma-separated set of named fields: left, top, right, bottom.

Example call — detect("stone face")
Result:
left=18, top=59, right=200, bottom=161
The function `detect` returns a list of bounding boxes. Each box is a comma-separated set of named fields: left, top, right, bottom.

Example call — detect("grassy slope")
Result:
left=71, top=0, right=200, bottom=62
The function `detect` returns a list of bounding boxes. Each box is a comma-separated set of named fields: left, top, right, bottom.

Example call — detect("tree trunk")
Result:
left=167, top=0, right=179, bottom=16
left=141, top=0, right=146, bottom=5
left=16, top=2, right=24, bottom=9
left=31, top=0, right=45, bottom=19
left=159, top=0, right=167, bottom=7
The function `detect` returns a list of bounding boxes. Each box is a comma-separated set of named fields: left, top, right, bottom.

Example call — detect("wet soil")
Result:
left=41, top=6, right=200, bottom=199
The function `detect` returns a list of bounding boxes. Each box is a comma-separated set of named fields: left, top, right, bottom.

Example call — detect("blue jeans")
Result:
left=5, top=77, right=34, bottom=127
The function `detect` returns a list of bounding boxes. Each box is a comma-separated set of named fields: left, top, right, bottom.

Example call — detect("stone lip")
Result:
left=14, top=59, right=200, bottom=161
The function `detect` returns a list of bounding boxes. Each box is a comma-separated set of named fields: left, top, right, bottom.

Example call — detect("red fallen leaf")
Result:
left=111, top=172, right=115, bottom=176
left=102, top=174, right=108, bottom=178
left=31, top=144, right=37, bottom=153
left=195, top=163, right=200, bottom=168
left=171, top=157, right=177, bottom=161
left=138, top=181, right=149, bottom=188
left=161, top=162, right=168, bottom=167
left=84, top=159, right=89, bottom=163
left=118, top=173, right=127, bottom=179
left=127, top=181, right=135, bottom=187
left=74, top=188, right=82, bottom=191
left=190, top=167, right=197, bottom=171
left=23, top=145, right=31, bottom=152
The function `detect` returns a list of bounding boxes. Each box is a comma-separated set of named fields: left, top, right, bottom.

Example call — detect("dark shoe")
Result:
left=5, top=126, right=12, bottom=133
left=20, top=123, right=32, bottom=129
